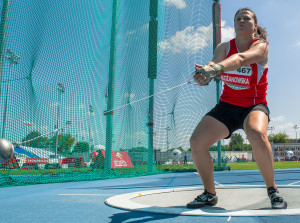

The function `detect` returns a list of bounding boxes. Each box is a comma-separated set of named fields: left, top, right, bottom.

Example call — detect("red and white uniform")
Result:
left=220, top=38, right=268, bottom=107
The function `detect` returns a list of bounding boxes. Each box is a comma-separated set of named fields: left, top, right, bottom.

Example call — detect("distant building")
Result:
left=272, top=143, right=300, bottom=161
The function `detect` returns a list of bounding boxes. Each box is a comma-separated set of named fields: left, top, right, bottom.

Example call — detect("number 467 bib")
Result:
left=220, top=65, right=252, bottom=89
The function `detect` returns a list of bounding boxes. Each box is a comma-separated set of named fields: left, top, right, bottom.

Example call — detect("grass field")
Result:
left=228, top=161, right=300, bottom=170
left=2, top=162, right=298, bottom=187
left=156, top=161, right=300, bottom=171
left=1, top=161, right=299, bottom=176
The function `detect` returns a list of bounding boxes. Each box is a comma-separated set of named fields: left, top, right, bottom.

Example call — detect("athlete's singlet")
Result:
left=220, top=38, right=268, bottom=107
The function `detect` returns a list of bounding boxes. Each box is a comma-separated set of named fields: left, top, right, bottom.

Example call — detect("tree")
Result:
left=73, top=141, right=90, bottom=153
left=241, top=144, right=252, bottom=151
left=229, top=133, right=244, bottom=151
left=129, top=146, right=147, bottom=153
left=49, top=133, right=75, bottom=155
left=22, top=131, right=49, bottom=148
left=268, top=132, right=289, bottom=143
left=209, top=145, right=227, bottom=151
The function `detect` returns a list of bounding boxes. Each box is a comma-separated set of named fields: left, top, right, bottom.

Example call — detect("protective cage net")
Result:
left=0, top=0, right=226, bottom=187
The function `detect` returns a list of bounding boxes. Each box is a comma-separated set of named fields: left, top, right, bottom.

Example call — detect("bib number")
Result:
left=236, top=67, right=251, bottom=74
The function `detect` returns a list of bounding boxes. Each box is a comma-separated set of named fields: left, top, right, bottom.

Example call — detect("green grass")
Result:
left=0, top=167, right=96, bottom=175
left=228, top=161, right=300, bottom=170
left=156, top=164, right=196, bottom=171
left=1, top=162, right=300, bottom=176
left=156, top=161, right=300, bottom=171
left=0, top=165, right=159, bottom=176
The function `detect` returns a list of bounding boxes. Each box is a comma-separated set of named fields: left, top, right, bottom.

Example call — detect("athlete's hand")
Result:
left=193, top=64, right=206, bottom=85
left=194, top=64, right=224, bottom=86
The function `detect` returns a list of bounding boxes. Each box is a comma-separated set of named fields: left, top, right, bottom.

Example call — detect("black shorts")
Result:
left=206, top=101, right=270, bottom=139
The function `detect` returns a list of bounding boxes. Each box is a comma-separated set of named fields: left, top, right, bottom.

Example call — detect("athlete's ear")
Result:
left=254, top=24, right=258, bottom=32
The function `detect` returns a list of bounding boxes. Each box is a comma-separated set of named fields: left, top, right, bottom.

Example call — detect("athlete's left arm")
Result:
left=219, top=42, right=268, bottom=72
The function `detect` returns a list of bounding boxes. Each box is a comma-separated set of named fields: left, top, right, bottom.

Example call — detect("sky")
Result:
left=219, top=0, right=300, bottom=141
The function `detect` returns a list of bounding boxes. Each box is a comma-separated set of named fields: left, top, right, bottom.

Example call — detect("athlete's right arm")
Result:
left=193, top=42, right=228, bottom=85
left=210, top=42, right=228, bottom=65
left=195, top=42, right=228, bottom=70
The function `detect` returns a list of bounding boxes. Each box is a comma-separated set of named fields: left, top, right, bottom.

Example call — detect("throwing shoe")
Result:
left=268, top=187, right=287, bottom=209
left=186, top=189, right=218, bottom=208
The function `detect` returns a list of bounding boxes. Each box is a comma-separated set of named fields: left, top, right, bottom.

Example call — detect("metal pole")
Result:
left=166, top=126, right=171, bottom=151
left=0, top=0, right=11, bottom=96
left=55, top=92, right=61, bottom=157
left=147, top=0, right=158, bottom=172
left=268, top=126, right=275, bottom=158
left=104, top=0, right=119, bottom=173
left=2, top=50, right=20, bottom=138
left=55, top=83, right=65, bottom=158
left=293, top=125, right=298, bottom=143
left=295, top=125, right=299, bottom=157
left=213, top=0, right=222, bottom=169
left=2, top=63, right=11, bottom=138
left=147, top=79, right=155, bottom=172
left=89, top=105, right=94, bottom=153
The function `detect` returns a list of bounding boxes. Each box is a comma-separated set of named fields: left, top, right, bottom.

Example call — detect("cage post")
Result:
left=147, top=0, right=158, bottom=172
left=104, top=0, right=119, bottom=173
left=0, top=0, right=11, bottom=105
left=213, top=0, right=222, bottom=169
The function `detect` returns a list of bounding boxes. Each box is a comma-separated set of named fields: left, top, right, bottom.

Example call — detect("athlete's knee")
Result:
left=190, top=134, right=212, bottom=155
left=246, top=126, right=268, bottom=142
left=190, top=131, right=205, bottom=146
left=190, top=134, right=201, bottom=150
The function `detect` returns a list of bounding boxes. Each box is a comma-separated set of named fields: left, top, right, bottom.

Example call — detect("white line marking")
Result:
left=214, top=181, right=224, bottom=186
left=288, top=181, right=300, bottom=185
left=194, top=173, right=224, bottom=186
left=105, top=185, right=300, bottom=216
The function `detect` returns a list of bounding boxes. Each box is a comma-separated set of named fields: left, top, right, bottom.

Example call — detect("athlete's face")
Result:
left=234, top=11, right=257, bottom=37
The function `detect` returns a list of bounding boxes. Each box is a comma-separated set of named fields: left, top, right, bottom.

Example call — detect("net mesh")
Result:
left=0, top=0, right=226, bottom=187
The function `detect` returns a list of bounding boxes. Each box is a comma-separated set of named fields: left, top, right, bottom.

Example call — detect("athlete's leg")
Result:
left=243, top=111, right=276, bottom=188
left=190, top=116, right=229, bottom=194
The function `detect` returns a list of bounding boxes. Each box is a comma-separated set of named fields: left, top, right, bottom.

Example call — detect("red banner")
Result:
left=1, top=154, right=20, bottom=169
left=62, top=158, right=85, bottom=168
left=101, top=150, right=134, bottom=169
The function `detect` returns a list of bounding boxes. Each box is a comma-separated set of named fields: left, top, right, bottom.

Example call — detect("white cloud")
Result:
left=159, top=21, right=236, bottom=54
left=296, top=41, right=300, bottom=46
left=221, top=20, right=235, bottom=42
left=127, top=24, right=148, bottom=36
left=272, top=122, right=298, bottom=139
left=159, top=24, right=212, bottom=54
left=271, top=115, right=286, bottom=122
left=165, top=0, right=186, bottom=9
left=275, top=122, right=294, bottom=131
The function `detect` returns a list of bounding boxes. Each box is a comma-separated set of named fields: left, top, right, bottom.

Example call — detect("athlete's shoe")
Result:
left=186, top=190, right=218, bottom=208
left=267, top=187, right=287, bottom=209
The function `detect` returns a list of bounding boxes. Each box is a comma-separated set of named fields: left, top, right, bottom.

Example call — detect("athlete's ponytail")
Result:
left=234, top=8, right=268, bottom=43
left=256, top=25, right=268, bottom=43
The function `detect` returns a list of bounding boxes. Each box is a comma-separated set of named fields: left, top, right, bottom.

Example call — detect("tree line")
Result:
left=20, top=131, right=90, bottom=155
left=20, top=130, right=293, bottom=155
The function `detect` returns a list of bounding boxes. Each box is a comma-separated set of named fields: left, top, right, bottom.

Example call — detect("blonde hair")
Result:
left=234, top=8, right=268, bottom=43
